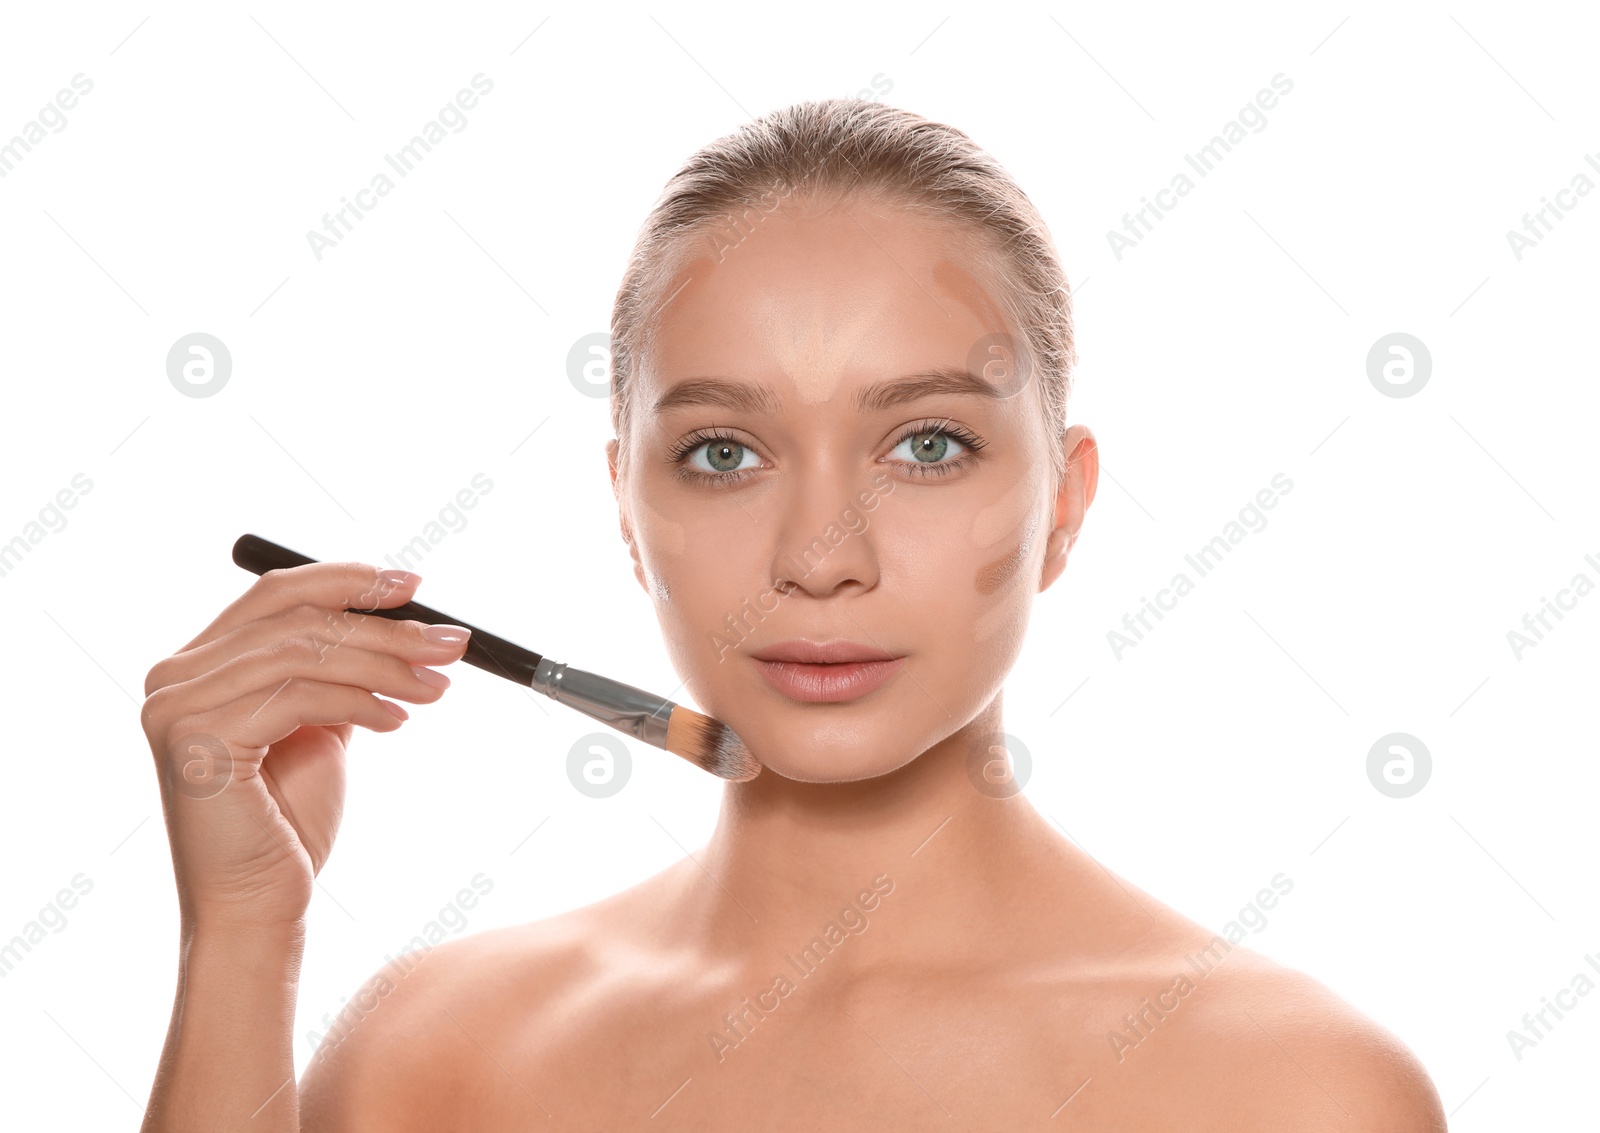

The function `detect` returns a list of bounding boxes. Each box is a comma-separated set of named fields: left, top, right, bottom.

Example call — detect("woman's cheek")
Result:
left=969, top=475, right=1037, bottom=553
left=975, top=515, right=1035, bottom=596
left=638, top=505, right=763, bottom=682
left=970, top=502, right=1043, bottom=650
left=631, top=489, right=687, bottom=602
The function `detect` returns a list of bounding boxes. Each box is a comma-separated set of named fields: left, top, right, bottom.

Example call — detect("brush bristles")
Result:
left=664, top=707, right=762, bottom=781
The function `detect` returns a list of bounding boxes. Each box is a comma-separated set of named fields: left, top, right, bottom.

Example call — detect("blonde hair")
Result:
left=609, top=96, right=1077, bottom=480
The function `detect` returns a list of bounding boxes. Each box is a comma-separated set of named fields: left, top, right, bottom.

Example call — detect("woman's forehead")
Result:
left=638, top=211, right=1017, bottom=406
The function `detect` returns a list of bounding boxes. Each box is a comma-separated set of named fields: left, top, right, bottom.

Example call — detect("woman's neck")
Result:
left=671, top=706, right=1085, bottom=975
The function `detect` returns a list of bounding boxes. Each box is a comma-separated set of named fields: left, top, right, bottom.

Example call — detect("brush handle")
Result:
left=231, top=533, right=544, bottom=688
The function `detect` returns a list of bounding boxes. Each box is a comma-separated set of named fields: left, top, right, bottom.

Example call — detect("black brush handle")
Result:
left=231, top=533, right=544, bottom=688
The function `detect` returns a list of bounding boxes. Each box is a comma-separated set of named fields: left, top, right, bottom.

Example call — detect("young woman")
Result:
left=141, top=98, right=1447, bottom=1130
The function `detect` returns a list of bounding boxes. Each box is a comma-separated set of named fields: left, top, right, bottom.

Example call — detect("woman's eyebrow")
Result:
left=858, top=367, right=1002, bottom=411
left=653, top=378, right=781, bottom=415
left=652, top=367, right=1001, bottom=415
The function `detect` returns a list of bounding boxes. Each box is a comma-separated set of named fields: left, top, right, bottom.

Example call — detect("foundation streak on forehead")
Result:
left=767, top=227, right=993, bottom=405
left=931, top=256, right=1014, bottom=369
left=651, top=253, right=714, bottom=332
left=755, top=289, right=876, bottom=406
left=651, top=239, right=1015, bottom=408
left=656, top=243, right=864, bottom=407
left=773, top=253, right=1015, bottom=407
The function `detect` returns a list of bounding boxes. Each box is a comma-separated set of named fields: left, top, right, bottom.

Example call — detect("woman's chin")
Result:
left=752, top=757, right=899, bottom=785
left=721, top=721, right=925, bottom=785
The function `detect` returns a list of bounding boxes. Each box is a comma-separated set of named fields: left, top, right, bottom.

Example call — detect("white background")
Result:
left=0, top=1, right=1595, bottom=1126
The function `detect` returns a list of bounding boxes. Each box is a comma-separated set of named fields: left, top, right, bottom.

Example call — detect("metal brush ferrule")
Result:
left=530, top=658, right=674, bottom=749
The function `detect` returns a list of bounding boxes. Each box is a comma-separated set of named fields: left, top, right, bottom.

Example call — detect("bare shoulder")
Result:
left=297, top=896, right=624, bottom=1131
left=1163, top=939, right=1448, bottom=1131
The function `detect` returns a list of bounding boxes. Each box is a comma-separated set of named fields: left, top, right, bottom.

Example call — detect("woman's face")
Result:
left=608, top=200, right=1088, bottom=783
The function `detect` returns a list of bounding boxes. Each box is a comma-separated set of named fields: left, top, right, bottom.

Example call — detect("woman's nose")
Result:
left=767, top=469, right=885, bottom=598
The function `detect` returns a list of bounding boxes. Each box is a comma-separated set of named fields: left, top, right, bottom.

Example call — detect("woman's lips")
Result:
left=753, top=657, right=906, bottom=703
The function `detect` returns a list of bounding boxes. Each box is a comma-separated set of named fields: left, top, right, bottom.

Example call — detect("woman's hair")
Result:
left=609, top=97, right=1078, bottom=480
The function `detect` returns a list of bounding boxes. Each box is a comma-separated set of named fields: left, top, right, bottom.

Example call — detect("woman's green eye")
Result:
left=675, top=423, right=981, bottom=483
left=690, top=440, right=760, bottom=475
left=890, top=429, right=967, bottom=464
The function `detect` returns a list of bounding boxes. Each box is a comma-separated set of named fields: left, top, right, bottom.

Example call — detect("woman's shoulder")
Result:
left=297, top=885, right=657, bottom=1130
left=1106, top=924, right=1448, bottom=1131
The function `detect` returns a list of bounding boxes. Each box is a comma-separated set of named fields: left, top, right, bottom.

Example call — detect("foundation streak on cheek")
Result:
left=969, top=475, right=1035, bottom=548
left=975, top=507, right=1042, bottom=595
left=976, top=509, right=1040, bottom=596
left=968, top=473, right=1037, bottom=596
left=635, top=490, right=686, bottom=557
left=629, top=486, right=686, bottom=603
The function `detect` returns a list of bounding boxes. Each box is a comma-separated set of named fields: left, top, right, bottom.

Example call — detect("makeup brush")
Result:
left=230, top=533, right=761, bottom=782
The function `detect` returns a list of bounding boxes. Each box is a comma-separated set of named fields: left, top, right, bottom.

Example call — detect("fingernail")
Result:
left=411, top=665, right=451, bottom=689
left=422, top=624, right=471, bottom=645
left=381, top=699, right=409, bottom=720
left=378, top=569, right=421, bottom=591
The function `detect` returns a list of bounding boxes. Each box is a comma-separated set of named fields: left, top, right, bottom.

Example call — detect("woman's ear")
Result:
left=1038, top=425, right=1098, bottom=592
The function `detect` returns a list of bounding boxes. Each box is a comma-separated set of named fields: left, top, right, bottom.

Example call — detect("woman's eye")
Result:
left=687, top=439, right=762, bottom=475
left=889, top=428, right=969, bottom=465
left=674, top=425, right=981, bottom=482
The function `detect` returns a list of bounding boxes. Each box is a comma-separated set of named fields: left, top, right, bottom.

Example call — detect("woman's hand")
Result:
left=141, top=562, right=471, bottom=933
